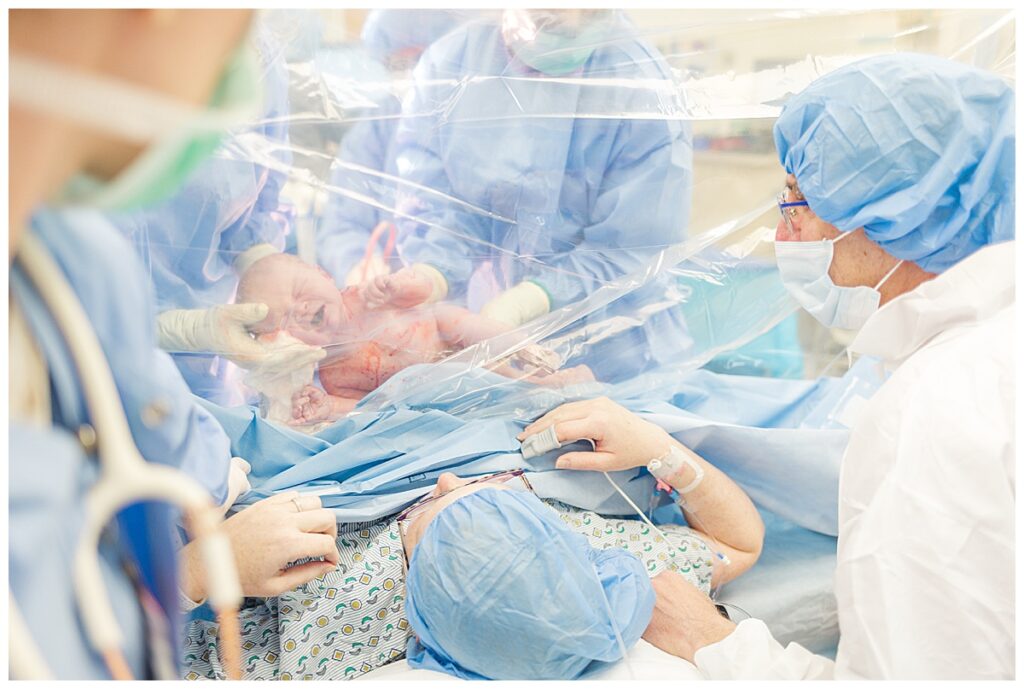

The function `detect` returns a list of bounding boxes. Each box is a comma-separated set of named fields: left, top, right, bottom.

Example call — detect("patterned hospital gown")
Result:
left=182, top=499, right=714, bottom=680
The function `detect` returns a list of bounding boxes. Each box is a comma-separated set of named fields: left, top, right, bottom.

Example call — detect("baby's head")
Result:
left=404, top=486, right=655, bottom=680
left=237, top=253, right=347, bottom=347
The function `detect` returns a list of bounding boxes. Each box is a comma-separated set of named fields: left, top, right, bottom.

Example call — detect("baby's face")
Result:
left=240, top=255, right=347, bottom=347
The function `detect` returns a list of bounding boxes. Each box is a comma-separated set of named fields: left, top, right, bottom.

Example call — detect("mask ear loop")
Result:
left=873, top=258, right=903, bottom=291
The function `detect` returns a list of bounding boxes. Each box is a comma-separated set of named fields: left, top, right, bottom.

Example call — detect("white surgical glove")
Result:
left=480, top=280, right=551, bottom=327
left=157, top=303, right=271, bottom=363
left=233, top=243, right=280, bottom=276
left=219, top=457, right=252, bottom=515
left=156, top=303, right=327, bottom=375
left=344, top=252, right=389, bottom=287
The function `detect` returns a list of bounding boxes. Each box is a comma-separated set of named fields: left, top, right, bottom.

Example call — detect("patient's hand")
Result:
left=642, top=571, right=736, bottom=662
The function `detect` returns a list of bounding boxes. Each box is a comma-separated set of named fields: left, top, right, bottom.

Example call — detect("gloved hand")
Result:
left=218, top=457, right=252, bottom=515
left=362, top=263, right=448, bottom=309
left=156, top=304, right=326, bottom=373
left=234, top=243, right=280, bottom=276
left=480, top=281, right=551, bottom=327
left=344, top=252, right=389, bottom=287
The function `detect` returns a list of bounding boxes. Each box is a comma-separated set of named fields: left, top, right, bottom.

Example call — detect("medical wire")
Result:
left=601, top=471, right=731, bottom=599
left=17, top=234, right=244, bottom=680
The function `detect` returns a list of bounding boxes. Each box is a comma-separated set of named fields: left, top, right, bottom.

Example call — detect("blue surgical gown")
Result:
left=314, top=49, right=403, bottom=283
left=391, top=15, right=693, bottom=309
left=106, top=32, right=292, bottom=404
left=9, top=207, right=233, bottom=678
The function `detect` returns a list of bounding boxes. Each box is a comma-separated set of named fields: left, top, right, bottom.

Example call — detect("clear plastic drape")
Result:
left=107, top=8, right=1014, bottom=427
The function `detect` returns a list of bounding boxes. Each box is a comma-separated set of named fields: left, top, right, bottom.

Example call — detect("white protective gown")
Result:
left=694, top=240, right=1015, bottom=680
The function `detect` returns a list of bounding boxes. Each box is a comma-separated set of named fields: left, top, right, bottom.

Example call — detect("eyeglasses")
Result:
left=396, top=470, right=535, bottom=569
left=778, top=189, right=810, bottom=235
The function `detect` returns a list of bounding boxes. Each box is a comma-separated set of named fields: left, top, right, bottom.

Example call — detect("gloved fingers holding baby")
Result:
left=156, top=247, right=327, bottom=377
left=231, top=252, right=597, bottom=427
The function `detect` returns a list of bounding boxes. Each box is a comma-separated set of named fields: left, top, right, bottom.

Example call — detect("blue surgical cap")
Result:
left=405, top=488, right=655, bottom=680
left=360, top=10, right=462, bottom=63
left=774, top=53, right=1014, bottom=273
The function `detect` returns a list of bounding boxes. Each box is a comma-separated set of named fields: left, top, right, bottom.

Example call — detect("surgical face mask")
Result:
left=9, top=42, right=262, bottom=211
left=504, top=10, right=613, bottom=75
left=776, top=232, right=903, bottom=330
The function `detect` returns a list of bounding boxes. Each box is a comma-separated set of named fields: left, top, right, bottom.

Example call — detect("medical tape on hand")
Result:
left=647, top=445, right=704, bottom=495
left=644, top=450, right=731, bottom=569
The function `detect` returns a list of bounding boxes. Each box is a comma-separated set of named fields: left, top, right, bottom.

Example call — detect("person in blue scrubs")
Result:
left=105, top=27, right=305, bottom=405
left=9, top=10, right=337, bottom=679
left=377, top=9, right=693, bottom=327
left=315, top=9, right=468, bottom=286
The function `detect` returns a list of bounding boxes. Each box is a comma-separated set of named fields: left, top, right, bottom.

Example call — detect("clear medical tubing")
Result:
left=17, top=234, right=245, bottom=681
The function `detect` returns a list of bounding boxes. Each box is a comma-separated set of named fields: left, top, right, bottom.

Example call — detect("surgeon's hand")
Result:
left=217, top=457, right=252, bottom=515
left=642, top=571, right=736, bottom=662
left=180, top=492, right=341, bottom=600
left=158, top=304, right=326, bottom=375
left=480, top=280, right=551, bottom=328
left=517, top=396, right=673, bottom=471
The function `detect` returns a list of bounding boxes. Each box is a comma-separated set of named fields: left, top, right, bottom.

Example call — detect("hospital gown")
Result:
left=182, top=499, right=713, bottom=680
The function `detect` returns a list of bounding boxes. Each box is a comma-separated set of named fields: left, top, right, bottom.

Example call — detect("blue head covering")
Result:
left=404, top=488, right=655, bottom=680
left=361, top=10, right=463, bottom=63
left=774, top=53, right=1014, bottom=273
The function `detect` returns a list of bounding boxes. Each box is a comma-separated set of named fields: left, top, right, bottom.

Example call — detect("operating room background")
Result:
left=259, top=8, right=1014, bottom=383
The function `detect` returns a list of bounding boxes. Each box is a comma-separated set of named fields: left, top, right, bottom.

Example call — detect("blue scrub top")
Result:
left=391, top=14, right=693, bottom=308
left=9, top=207, right=234, bottom=678
left=105, top=31, right=292, bottom=405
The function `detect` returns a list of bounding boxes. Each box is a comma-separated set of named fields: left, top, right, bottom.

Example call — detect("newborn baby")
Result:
left=237, top=254, right=592, bottom=424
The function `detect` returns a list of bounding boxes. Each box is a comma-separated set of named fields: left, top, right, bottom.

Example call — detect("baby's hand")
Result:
left=361, top=267, right=435, bottom=309
left=525, top=364, right=597, bottom=387
left=290, top=385, right=334, bottom=425
left=511, top=344, right=563, bottom=375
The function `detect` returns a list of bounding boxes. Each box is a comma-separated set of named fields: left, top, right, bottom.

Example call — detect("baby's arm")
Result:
left=290, top=385, right=362, bottom=425
left=432, top=304, right=595, bottom=384
left=432, top=303, right=511, bottom=348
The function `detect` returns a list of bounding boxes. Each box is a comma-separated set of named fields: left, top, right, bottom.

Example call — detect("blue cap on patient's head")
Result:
left=404, top=488, right=655, bottom=680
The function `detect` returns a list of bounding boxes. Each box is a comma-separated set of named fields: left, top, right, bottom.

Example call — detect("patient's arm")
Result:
left=656, top=441, right=764, bottom=587
left=520, top=398, right=761, bottom=585
left=290, top=385, right=361, bottom=425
